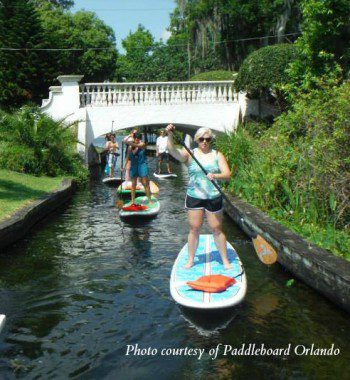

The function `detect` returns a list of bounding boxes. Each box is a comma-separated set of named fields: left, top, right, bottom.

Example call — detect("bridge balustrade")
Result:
left=80, top=81, right=236, bottom=107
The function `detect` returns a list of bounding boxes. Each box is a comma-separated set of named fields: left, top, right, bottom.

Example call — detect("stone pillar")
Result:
left=41, top=75, right=84, bottom=121
left=57, top=75, right=84, bottom=116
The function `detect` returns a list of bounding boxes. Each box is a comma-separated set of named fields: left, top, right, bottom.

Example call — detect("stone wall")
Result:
left=0, top=179, right=76, bottom=252
left=223, top=193, right=350, bottom=313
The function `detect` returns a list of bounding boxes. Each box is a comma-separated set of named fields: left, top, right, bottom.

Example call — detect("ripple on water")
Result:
left=0, top=161, right=350, bottom=379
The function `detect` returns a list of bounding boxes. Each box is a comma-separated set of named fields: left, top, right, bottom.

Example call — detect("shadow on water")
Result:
left=0, top=159, right=350, bottom=379
left=180, top=306, right=241, bottom=337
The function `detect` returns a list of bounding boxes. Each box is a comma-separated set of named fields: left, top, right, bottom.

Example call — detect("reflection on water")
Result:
left=0, top=157, right=349, bottom=379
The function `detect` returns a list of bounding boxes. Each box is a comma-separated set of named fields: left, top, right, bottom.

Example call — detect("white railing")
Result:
left=80, top=81, right=236, bottom=107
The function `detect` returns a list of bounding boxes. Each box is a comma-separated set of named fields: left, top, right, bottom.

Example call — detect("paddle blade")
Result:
left=252, top=235, right=278, bottom=265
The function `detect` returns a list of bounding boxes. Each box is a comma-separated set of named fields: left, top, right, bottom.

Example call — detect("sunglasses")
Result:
left=198, top=137, right=212, bottom=143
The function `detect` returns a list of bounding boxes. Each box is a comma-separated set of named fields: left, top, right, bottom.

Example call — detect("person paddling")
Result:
left=166, top=124, right=232, bottom=269
left=122, top=129, right=138, bottom=182
left=125, top=132, right=153, bottom=206
left=105, top=133, right=119, bottom=178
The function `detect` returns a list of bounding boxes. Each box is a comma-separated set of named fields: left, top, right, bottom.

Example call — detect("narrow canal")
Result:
left=0, top=156, right=349, bottom=379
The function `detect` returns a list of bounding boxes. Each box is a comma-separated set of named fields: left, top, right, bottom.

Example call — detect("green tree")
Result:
left=39, top=8, right=118, bottom=83
left=287, top=0, right=350, bottom=94
left=235, top=44, right=299, bottom=110
left=151, top=34, right=189, bottom=81
left=116, top=25, right=155, bottom=82
left=170, top=0, right=301, bottom=73
left=0, top=0, right=48, bottom=108
left=33, top=0, right=74, bottom=9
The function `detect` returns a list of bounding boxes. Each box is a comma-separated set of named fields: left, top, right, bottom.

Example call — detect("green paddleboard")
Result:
left=120, top=196, right=160, bottom=218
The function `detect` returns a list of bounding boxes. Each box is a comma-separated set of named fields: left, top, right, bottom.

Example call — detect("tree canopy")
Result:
left=116, top=25, right=155, bottom=82
left=0, top=1, right=118, bottom=107
left=38, top=8, right=118, bottom=82
left=235, top=44, right=299, bottom=109
left=287, top=0, right=350, bottom=94
left=0, top=0, right=48, bottom=108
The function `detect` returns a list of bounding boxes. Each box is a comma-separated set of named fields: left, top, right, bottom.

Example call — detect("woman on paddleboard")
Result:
left=122, top=129, right=138, bottom=181
left=125, top=133, right=153, bottom=206
left=166, top=124, right=232, bottom=269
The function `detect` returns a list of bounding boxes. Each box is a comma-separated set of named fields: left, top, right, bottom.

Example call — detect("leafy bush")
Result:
left=216, top=82, right=350, bottom=259
left=235, top=44, right=299, bottom=109
left=190, top=70, right=237, bottom=81
left=286, top=0, right=350, bottom=97
left=0, top=106, right=88, bottom=181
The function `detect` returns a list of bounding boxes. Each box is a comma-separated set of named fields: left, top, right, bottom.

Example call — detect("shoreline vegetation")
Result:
left=216, top=83, right=350, bottom=261
left=0, top=170, right=65, bottom=222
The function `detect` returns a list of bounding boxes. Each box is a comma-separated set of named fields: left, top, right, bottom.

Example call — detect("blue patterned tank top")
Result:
left=130, top=148, right=147, bottom=165
left=187, top=148, right=220, bottom=199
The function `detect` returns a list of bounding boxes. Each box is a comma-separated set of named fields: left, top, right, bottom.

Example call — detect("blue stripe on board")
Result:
left=175, top=235, right=243, bottom=304
left=208, top=236, right=241, bottom=302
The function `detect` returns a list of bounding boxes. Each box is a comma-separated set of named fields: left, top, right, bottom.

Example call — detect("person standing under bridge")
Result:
left=156, top=129, right=172, bottom=174
left=105, top=133, right=119, bottom=178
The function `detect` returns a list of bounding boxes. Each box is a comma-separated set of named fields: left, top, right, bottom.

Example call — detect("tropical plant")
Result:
left=0, top=106, right=88, bottom=180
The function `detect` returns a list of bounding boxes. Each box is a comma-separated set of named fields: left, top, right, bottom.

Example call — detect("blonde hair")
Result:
left=194, top=128, right=214, bottom=143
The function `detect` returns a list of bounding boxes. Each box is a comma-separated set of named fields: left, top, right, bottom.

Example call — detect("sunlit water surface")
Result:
left=0, top=158, right=349, bottom=379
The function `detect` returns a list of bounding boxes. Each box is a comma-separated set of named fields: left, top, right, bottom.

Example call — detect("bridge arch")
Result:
left=41, top=75, right=266, bottom=164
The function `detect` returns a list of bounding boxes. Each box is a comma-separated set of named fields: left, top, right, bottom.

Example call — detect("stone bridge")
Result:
left=41, top=75, right=264, bottom=164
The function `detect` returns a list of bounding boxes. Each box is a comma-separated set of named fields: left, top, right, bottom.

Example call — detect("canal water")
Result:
left=0, top=157, right=349, bottom=379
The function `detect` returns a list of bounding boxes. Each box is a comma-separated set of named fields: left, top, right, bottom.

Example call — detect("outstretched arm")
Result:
left=126, top=141, right=146, bottom=149
left=165, top=124, right=190, bottom=163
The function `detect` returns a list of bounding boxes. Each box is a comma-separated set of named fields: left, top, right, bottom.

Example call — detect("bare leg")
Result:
left=131, top=177, right=137, bottom=204
left=125, top=161, right=131, bottom=182
left=186, top=209, right=204, bottom=268
left=141, top=177, right=152, bottom=203
left=206, top=210, right=232, bottom=269
left=167, top=162, right=171, bottom=173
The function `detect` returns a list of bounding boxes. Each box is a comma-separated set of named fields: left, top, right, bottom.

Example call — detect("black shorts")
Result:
left=158, top=152, right=169, bottom=162
left=185, top=195, right=223, bottom=213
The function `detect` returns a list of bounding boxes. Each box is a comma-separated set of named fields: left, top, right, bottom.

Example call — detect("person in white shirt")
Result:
left=156, top=129, right=172, bottom=174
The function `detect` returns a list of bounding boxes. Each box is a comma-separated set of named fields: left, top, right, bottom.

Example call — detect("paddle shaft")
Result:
left=121, top=140, right=124, bottom=183
left=176, top=138, right=257, bottom=239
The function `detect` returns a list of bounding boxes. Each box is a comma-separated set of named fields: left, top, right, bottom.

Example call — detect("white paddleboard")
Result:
left=170, top=234, right=247, bottom=309
left=120, top=196, right=160, bottom=218
left=102, top=177, right=122, bottom=185
left=153, top=172, right=177, bottom=179
left=0, top=314, right=6, bottom=332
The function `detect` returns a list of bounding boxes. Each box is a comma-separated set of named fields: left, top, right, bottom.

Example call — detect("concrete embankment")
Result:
left=223, top=193, right=350, bottom=314
left=0, top=179, right=76, bottom=252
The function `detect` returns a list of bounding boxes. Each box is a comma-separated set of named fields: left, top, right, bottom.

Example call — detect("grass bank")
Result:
left=0, top=170, right=64, bottom=222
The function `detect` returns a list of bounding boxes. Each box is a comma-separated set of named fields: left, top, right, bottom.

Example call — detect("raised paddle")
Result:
left=175, top=137, right=277, bottom=265
left=116, top=139, right=125, bottom=209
